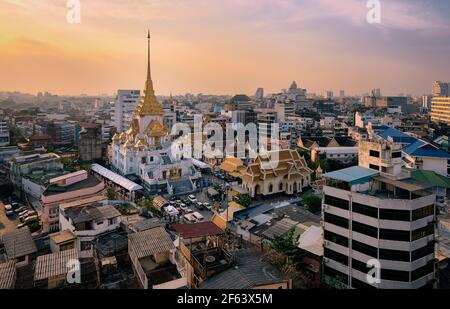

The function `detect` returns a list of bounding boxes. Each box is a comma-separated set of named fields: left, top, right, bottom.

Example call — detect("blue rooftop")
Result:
left=323, top=166, right=379, bottom=185
left=377, top=127, right=417, bottom=144
left=403, top=140, right=450, bottom=159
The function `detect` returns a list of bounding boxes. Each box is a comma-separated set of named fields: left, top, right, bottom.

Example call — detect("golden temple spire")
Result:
left=135, top=30, right=164, bottom=117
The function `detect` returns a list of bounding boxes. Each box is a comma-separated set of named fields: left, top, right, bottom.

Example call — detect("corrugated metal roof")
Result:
left=378, top=127, right=417, bottom=144
left=34, top=248, right=79, bottom=281
left=404, top=140, right=450, bottom=159
left=172, top=222, right=224, bottom=239
left=91, top=164, right=143, bottom=191
left=200, top=249, right=284, bottom=289
left=129, top=227, right=175, bottom=258
left=323, top=166, right=378, bottom=185
left=0, top=261, right=16, bottom=289
left=2, top=228, right=38, bottom=259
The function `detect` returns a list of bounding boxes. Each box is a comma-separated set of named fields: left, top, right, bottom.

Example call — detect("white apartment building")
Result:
left=59, top=203, right=122, bottom=258
left=322, top=139, right=437, bottom=289
left=114, top=90, right=141, bottom=132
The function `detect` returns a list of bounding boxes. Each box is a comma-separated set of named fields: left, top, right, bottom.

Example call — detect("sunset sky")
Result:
left=1, top=0, right=450, bottom=96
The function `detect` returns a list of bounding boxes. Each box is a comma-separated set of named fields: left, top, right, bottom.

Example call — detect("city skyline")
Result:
left=1, top=0, right=450, bottom=96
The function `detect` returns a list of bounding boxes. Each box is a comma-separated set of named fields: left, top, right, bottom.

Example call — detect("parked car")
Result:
left=14, top=206, right=28, bottom=214
left=188, top=195, right=197, bottom=203
left=184, top=214, right=197, bottom=223
left=17, top=223, right=28, bottom=229
left=192, top=212, right=204, bottom=221
left=5, top=205, right=15, bottom=217
left=24, top=215, right=39, bottom=225
left=19, top=211, right=37, bottom=222
left=195, top=202, right=204, bottom=210
left=203, top=203, right=212, bottom=211
left=179, top=204, right=189, bottom=212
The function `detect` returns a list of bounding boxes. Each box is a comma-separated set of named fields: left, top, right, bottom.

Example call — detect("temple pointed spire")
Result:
left=135, top=30, right=163, bottom=117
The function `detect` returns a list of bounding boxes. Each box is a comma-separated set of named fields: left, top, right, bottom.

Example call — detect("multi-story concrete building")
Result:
left=432, top=81, right=449, bottom=97
left=114, top=90, right=141, bottom=133
left=431, top=97, right=450, bottom=125
left=9, top=153, right=63, bottom=197
left=78, top=124, right=102, bottom=162
left=41, top=170, right=106, bottom=233
left=322, top=139, right=437, bottom=289
left=0, top=118, right=9, bottom=147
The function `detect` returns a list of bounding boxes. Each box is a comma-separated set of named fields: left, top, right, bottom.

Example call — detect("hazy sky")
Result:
left=1, top=0, right=449, bottom=96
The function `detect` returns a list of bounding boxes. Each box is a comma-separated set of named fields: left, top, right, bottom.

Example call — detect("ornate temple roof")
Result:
left=135, top=31, right=164, bottom=117
left=146, top=120, right=169, bottom=137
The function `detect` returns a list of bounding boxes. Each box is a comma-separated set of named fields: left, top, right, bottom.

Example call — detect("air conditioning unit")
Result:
left=323, top=258, right=330, bottom=264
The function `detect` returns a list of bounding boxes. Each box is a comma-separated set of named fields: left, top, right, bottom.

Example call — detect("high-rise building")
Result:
left=255, top=88, right=264, bottom=100
left=78, top=124, right=102, bottom=162
left=322, top=138, right=436, bottom=289
left=115, top=89, right=141, bottom=132
left=431, top=97, right=450, bottom=125
left=339, top=90, right=345, bottom=98
left=0, top=118, right=9, bottom=146
left=432, top=81, right=449, bottom=97
left=326, top=91, right=334, bottom=100
left=421, top=95, right=433, bottom=110
left=275, top=101, right=295, bottom=122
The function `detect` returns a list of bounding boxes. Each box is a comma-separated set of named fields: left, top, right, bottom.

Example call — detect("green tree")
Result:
left=303, top=194, right=322, bottom=214
left=271, top=228, right=305, bottom=261
left=107, top=189, right=116, bottom=200
left=238, top=195, right=252, bottom=208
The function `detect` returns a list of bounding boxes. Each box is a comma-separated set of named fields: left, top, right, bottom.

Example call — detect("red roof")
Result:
left=172, top=222, right=224, bottom=239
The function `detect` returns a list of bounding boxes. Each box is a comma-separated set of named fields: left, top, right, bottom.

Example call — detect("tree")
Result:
left=107, top=189, right=116, bottom=200
left=303, top=194, right=322, bottom=214
left=270, top=228, right=305, bottom=261
left=238, top=195, right=252, bottom=208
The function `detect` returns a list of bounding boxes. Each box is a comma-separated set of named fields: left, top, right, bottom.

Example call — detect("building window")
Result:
left=108, top=218, right=117, bottom=226
left=370, top=150, right=380, bottom=158
left=380, top=209, right=410, bottom=222
left=353, top=203, right=378, bottom=218
left=324, top=231, right=349, bottom=247
left=324, top=248, right=349, bottom=266
left=411, top=262, right=434, bottom=281
left=379, top=248, right=410, bottom=262
left=380, top=229, right=410, bottom=242
left=352, top=240, right=377, bottom=258
left=324, top=213, right=349, bottom=229
left=352, top=221, right=378, bottom=238
left=412, top=205, right=434, bottom=221
left=392, top=152, right=402, bottom=158
left=411, top=224, right=434, bottom=241
left=381, top=269, right=410, bottom=282
left=352, top=258, right=372, bottom=274
left=324, top=195, right=349, bottom=210
left=369, top=164, right=380, bottom=171
left=269, top=184, right=273, bottom=193
left=412, top=242, right=434, bottom=261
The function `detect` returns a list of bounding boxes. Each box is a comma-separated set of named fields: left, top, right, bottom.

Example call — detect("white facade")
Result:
left=114, top=90, right=141, bottom=132
left=322, top=139, right=436, bottom=289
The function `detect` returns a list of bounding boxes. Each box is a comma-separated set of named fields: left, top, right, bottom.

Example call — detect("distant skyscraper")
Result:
left=326, top=91, right=334, bottom=100
left=255, top=88, right=264, bottom=100
left=339, top=90, right=345, bottom=98
left=432, top=81, right=449, bottom=97
left=115, top=90, right=141, bottom=132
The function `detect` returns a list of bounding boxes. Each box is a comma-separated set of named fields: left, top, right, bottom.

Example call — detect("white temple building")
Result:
left=111, top=32, right=202, bottom=195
